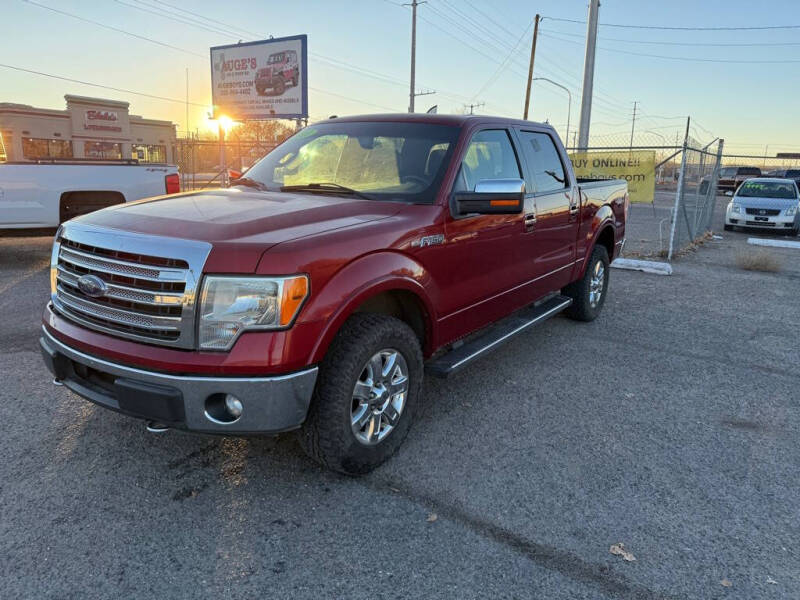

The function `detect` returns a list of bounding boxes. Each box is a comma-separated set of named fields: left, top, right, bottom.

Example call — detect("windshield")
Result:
left=268, top=53, right=284, bottom=64
left=737, top=181, right=798, bottom=199
left=243, top=121, right=460, bottom=203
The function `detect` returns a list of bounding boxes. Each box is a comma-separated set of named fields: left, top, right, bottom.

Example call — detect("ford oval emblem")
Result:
left=77, top=274, right=108, bottom=298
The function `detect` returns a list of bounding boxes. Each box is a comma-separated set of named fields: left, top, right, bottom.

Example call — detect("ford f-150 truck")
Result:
left=40, top=114, right=628, bottom=474
left=0, top=159, right=180, bottom=229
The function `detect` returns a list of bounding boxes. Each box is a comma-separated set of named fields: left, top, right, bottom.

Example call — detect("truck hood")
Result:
left=76, top=188, right=405, bottom=272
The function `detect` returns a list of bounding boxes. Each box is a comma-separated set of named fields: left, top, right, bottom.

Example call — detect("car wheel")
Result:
left=292, top=71, right=299, bottom=86
left=562, top=245, right=610, bottom=322
left=298, top=313, right=423, bottom=475
left=724, top=224, right=733, bottom=231
left=273, top=76, right=286, bottom=95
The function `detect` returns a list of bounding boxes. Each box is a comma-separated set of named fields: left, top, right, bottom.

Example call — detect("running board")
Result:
left=426, top=295, right=572, bottom=378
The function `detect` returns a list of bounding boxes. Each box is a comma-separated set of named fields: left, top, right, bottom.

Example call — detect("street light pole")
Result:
left=532, top=77, right=571, bottom=146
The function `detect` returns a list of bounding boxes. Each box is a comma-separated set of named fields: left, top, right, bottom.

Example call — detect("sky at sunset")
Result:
left=2, top=0, right=799, bottom=155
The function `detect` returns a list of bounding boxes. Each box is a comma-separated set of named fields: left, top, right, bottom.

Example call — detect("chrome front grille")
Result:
left=51, top=223, right=211, bottom=348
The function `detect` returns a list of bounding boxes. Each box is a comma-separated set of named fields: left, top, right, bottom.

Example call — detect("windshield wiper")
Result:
left=280, top=182, right=374, bottom=201
left=229, top=177, right=268, bottom=191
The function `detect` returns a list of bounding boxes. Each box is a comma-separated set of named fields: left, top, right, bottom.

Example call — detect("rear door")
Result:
left=514, top=128, right=579, bottom=290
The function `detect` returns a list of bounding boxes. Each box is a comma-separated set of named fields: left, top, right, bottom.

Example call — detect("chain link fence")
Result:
left=667, top=140, right=723, bottom=259
left=175, top=137, right=279, bottom=190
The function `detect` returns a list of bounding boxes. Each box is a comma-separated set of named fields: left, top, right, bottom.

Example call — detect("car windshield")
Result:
left=268, top=53, right=284, bottom=64
left=737, top=181, right=798, bottom=199
left=243, top=121, right=460, bottom=203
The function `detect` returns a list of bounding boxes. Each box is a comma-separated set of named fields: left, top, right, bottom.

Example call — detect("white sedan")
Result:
left=725, top=178, right=800, bottom=235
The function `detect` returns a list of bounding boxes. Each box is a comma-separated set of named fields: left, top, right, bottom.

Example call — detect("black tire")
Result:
left=292, top=69, right=299, bottom=86
left=724, top=224, right=733, bottom=231
left=273, top=75, right=286, bottom=95
left=562, top=245, right=610, bottom=322
left=297, top=313, right=423, bottom=475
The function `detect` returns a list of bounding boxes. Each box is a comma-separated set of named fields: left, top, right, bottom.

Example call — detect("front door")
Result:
left=437, top=128, right=528, bottom=344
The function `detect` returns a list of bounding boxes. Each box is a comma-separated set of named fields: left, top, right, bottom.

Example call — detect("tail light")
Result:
left=165, top=173, right=180, bottom=194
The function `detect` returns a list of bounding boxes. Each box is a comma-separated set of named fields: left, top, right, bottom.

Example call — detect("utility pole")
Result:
left=577, top=0, right=600, bottom=150
left=683, top=116, right=691, bottom=146
left=406, top=0, right=426, bottom=112
left=523, top=14, right=541, bottom=120
left=464, top=102, right=485, bottom=115
left=629, top=100, right=638, bottom=150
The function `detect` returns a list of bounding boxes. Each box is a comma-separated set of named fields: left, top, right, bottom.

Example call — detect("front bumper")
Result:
left=726, top=212, right=798, bottom=230
left=40, top=326, right=318, bottom=434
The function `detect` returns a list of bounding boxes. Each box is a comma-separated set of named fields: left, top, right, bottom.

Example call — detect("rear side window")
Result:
left=455, top=129, right=520, bottom=192
left=739, top=167, right=761, bottom=176
left=518, top=131, right=568, bottom=194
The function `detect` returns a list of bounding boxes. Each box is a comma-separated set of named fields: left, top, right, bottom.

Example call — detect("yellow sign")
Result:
left=568, top=151, right=656, bottom=203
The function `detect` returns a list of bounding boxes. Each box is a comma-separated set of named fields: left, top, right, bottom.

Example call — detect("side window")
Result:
left=455, top=129, right=520, bottom=192
left=519, top=131, right=568, bottom=194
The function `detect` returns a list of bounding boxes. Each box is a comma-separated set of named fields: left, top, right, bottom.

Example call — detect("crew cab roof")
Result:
left=315, top=113, right=555, bottom=130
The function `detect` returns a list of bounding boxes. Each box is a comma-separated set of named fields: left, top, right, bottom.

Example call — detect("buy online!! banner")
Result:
left=568, top=151, right=656, bottom=203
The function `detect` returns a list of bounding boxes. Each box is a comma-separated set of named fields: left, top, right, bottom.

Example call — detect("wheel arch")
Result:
left=304, top=252, right=438, bottom=364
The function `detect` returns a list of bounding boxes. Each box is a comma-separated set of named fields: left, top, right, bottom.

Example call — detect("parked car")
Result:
left=254, top=50, right=299, bottom=96
left=700, top=166, right=762, bottom=195
left=770, top=168, right=800, bottom=188
left=40, top=114, right=628, bottom=474
left=0, top=159, right=180, bottom=229
left=724, top=177, right=800, bottom=234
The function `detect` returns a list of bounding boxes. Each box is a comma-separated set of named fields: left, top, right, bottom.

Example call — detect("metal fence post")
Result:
left=668, top=142, right=688, bottom=260
left=705, top=139, right=724, bottom=232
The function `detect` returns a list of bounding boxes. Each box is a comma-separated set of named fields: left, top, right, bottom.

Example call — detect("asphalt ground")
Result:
left=1, top=223, right=799, bottom=599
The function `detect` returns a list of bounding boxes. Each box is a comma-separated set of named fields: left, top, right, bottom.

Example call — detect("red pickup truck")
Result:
left=40, top=114, right=628, bottom=474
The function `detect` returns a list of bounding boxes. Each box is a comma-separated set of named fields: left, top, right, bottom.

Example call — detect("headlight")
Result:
left=731, top=203, right=741, bottom=214
left=785, top=205, right=798, bottom=216
left=198, top=275, right=308, bottom=350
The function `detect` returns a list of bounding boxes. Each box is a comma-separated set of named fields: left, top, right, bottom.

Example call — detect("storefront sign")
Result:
left=84, top=110, right=122, bottom=132
left=210, top=35, right=308, bottom=120
left=568, top=151, right=656, bottom=203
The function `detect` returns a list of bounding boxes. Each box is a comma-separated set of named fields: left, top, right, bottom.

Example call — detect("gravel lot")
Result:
left=1, top=221, right=799, bottom=599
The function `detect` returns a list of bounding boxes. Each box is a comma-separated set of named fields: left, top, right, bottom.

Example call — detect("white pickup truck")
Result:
left=0, top=159, right=180, bottom=229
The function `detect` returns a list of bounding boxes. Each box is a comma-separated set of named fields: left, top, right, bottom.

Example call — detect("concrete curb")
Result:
left=747, top=237, right=800, bottom=250
left=611, top=258, right=673, bottom=275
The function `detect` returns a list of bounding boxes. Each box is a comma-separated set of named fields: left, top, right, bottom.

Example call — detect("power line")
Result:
left=21, top=0, right=205, bottom=58
left=0, top=62, right=208, bottom=106
left=540, top=32, right=800, bottom=64
left=540, top=27, right=800, bottom=48
left=545, top=17, right=800, bottom=31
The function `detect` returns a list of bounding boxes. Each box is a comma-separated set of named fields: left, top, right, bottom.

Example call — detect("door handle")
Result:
left=524, top=213, right=536, bottom=230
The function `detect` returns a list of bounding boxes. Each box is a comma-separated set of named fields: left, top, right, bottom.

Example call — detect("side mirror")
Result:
left=453, top=178, right=525, bottom=216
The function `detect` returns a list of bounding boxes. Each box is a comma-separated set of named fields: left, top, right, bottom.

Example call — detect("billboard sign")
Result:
left=210, top=35, right=308, bottom=120
left=568, top=150, right=656, bottom=203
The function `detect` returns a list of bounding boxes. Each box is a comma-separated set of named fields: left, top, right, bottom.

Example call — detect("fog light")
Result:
left=204, top=393, right=243, bottom=424
left=225, top=394, right=243, bottom=418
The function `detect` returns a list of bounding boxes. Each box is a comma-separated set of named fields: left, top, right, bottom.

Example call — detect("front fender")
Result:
left=301, top=251, right=439, bottom=363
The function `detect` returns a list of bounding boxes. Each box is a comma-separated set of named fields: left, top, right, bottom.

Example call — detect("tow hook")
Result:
left=146, top=421, right=170, bottom=433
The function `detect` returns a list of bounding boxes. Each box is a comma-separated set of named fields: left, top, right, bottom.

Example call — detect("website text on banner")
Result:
left=569, top=151, right=655, bottom=203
